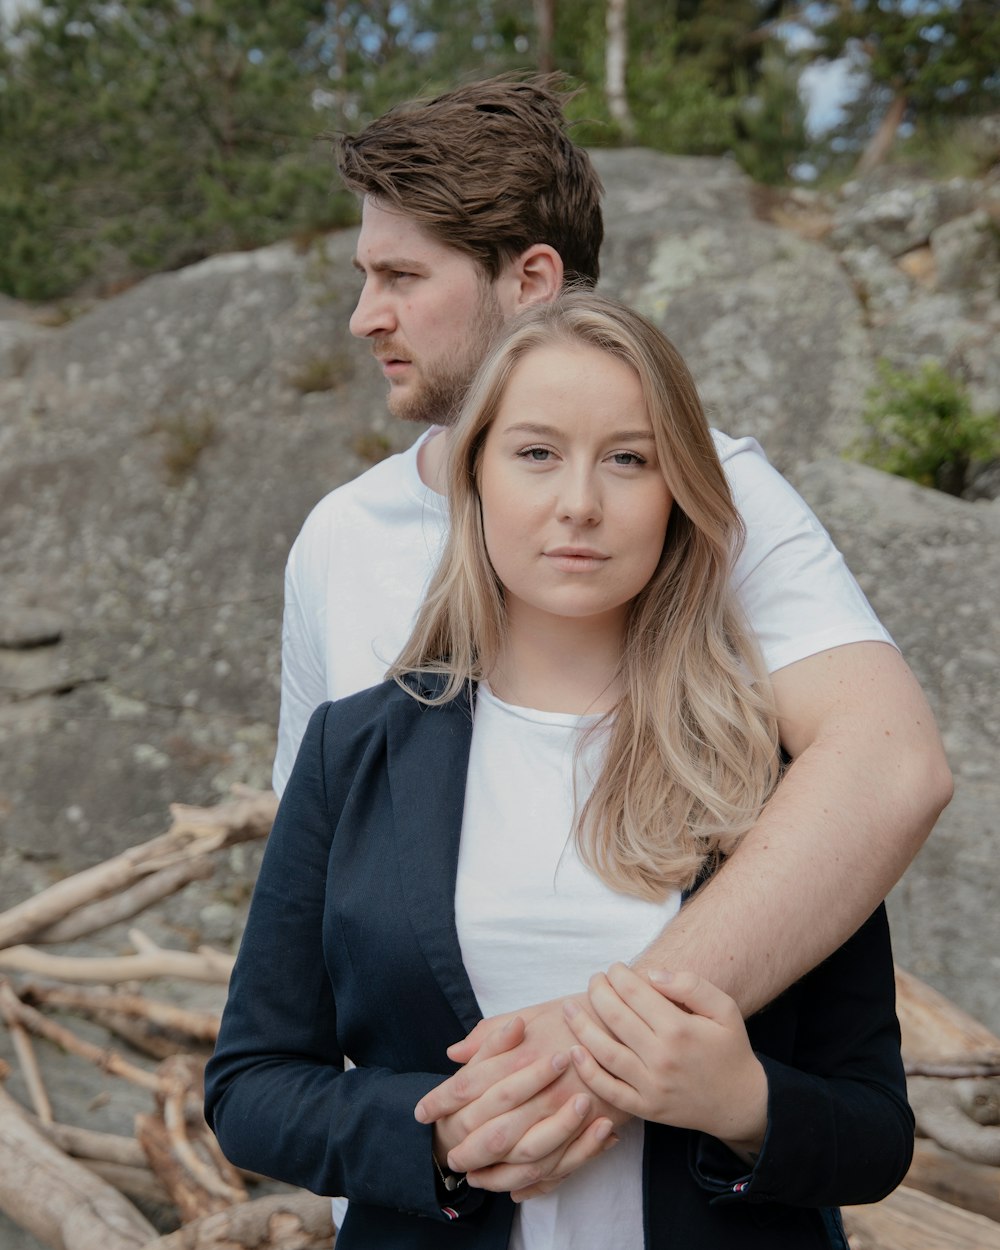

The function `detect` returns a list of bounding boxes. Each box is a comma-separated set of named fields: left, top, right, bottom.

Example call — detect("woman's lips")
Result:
left=544, top=548, right=609, bottom=572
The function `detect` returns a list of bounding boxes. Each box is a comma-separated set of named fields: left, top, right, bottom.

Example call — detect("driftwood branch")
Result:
left=0, top=979, right=159, bottom=1092
left=0, top=787, right=275, bottom=950
left=34, top=860, right=215, bottom=945
left=906, top=1060, right=1000, bottom=1079
left=843, top=1182, right=1000, bottom=1250
left=37, top=1119, right=150, bottom=1168
left=896, top=967, right=1000, bottom=1066
left=21, top=984, right=220, bottom=1044
left=0, top=1082, right=158, bottom=1250
left=0, top=936, right=235, bottom=985
left=909, top=1076, right=1000, bottom=1166
left=905, top=1137, right=1000, bottom=1225
left=136, top=1055, right=247, bottom=1220
left=0, top=980, right=54, bottom=1123
left=141, top=1191, right=335, bottom=1250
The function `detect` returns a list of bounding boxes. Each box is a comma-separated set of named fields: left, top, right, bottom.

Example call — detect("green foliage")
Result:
left=855, top=360, right=1000, bottom=496
left=811, top=0, right=1000, bottom=118
left=0, top=0, right=355, bottom=300
left=558, top=0, right=807, bottom=182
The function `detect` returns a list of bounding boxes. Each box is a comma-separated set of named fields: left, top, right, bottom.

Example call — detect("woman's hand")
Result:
left=564, top=963, right=768, bottom=1159
left=420, top=1012, right=621, bottom=1197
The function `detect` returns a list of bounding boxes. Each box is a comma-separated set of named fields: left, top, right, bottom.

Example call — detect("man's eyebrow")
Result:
left=502, top=421, right=655, bottom=442
left=351, top=256, right=427, bottom=274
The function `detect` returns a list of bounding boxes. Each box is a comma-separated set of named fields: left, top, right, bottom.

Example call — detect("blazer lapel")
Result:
left=385, top=682, right=483, bottom=1035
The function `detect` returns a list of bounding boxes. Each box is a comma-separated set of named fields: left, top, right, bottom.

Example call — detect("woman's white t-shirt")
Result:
left=455, top=685, right=682, bottom=1250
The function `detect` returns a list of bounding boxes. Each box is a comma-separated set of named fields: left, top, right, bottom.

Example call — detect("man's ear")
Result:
left=502, top=244, right=563, bottom=311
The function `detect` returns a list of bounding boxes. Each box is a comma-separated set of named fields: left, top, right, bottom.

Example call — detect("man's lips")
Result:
left=373, top=344, right=412, bottom=376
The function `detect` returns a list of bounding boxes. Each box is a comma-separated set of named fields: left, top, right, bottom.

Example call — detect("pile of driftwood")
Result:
left=0, top=786, right=335, bottom=1250
left=0, top=789, right=997, bottom=1250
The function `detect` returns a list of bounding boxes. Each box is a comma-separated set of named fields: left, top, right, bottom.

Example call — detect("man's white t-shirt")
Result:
left=273, top=428, right=893, bottom=795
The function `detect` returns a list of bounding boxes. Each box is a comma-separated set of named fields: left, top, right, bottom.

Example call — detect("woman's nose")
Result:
left=557, top=468, right=602, bottom=525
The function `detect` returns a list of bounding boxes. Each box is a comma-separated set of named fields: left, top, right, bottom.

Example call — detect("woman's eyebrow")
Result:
left=502, top=421, right=655, bottom=442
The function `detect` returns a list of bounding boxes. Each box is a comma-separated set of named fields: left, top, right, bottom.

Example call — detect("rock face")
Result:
left=791, top=459, right=1000, bottom=1032
left=0, top=154, right=998, bottom=1066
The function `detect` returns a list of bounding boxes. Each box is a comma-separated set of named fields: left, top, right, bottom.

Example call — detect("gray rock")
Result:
left=831, top=177, right=976, bottom=257
left=592, top=150, right=872, bottom=470
left=0, top=605, right=63, bottom=649
left=792, top=459, right=1000, bottom=1029
left=931, top=210, right=1000, bottom=293
left=838, top=244, right=914, bottom=319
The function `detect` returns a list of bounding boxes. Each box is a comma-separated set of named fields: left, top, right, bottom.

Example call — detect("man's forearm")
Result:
left=632, top=646, right=953, bottom=1015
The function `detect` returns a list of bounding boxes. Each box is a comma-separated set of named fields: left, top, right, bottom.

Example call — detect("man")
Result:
left=273, top=76, right=951, bottom=1199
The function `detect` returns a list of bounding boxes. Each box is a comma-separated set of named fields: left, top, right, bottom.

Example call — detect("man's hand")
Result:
left=416, top=996, right=629, bottom=1195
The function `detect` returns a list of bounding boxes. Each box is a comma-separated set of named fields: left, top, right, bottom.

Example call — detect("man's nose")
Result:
left=349, top=279, right=395, bottom=339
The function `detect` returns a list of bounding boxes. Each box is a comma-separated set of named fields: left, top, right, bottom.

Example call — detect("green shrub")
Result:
left=855, top=360, right=1000, bottom=496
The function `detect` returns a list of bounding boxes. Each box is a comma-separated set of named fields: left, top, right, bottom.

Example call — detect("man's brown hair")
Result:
left=337, top=75, right=604, bottom=286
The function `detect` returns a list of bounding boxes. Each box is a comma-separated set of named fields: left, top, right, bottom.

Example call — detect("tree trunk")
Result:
left=605, top=0, right=635, bottom=140
left=534, top=0, right=556, bottom=75
left=854, top=91, right=908, bottom=177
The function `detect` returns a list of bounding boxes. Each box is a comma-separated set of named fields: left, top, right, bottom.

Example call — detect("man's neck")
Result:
left=416, top=425, right=450, bottom=495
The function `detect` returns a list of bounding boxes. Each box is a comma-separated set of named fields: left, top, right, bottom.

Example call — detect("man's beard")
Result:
left=385, top=285, right=506, bottom=427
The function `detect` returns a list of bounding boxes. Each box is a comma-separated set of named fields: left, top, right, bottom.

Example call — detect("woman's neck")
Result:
left=488, top=608, right=626, bottom=715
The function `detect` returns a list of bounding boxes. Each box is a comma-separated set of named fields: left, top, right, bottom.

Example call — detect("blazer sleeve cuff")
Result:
left=689, top=1053, right=835, bottom=1206
left=337, top=1069, right=488, bottom=1222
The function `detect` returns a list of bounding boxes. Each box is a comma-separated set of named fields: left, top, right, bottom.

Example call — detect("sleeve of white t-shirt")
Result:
left=718, top=433, right=894, bottom=674
left=272, top=534, right=327, bottom=797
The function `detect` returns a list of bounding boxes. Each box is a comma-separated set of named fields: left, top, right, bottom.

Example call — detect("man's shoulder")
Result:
left=298, top=436, right=425, bottom=536
left=711, top=428, right=768, bottom=471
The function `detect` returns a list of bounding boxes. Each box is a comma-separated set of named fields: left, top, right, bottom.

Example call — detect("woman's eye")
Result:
left=611, top=451, right=645, bottom=466
left=518, top=447, right=552, bottom=462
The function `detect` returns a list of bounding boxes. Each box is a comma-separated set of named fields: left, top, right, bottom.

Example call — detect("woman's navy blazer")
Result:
left=205, top=677, right=914, bottom=1249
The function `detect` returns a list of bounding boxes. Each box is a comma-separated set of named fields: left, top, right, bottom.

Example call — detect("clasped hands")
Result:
left=414, top=964, right=768, bottom=1203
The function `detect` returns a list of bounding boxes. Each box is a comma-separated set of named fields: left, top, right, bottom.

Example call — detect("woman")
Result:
left=205, top=293, right=912, bottom=1249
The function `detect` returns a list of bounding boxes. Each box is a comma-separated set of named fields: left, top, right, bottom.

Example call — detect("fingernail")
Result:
left=574, top=1094, right=590, bottom=1116
left=648, top=969, right=673, bottom=985
left=414, top=1103, right=428, bottom=1123
left=563, top=1000, right=580, bottom=1018
left=552, top=1050, right=569, bottom=1073
left=594, top=1119, right=612, bottom=1142
left=570, top=1045, right=586, bottom=1065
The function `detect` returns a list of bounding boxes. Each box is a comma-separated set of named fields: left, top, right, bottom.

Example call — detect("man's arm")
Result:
left=272, top=540, right=327, bottom=797
left=632, top=639, right=952, bottom=1010
left=419, top=640, right=951, bottom=1189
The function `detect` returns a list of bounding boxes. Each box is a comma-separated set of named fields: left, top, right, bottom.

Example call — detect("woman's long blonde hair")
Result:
left=389, top=293, right=780, bottom=901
